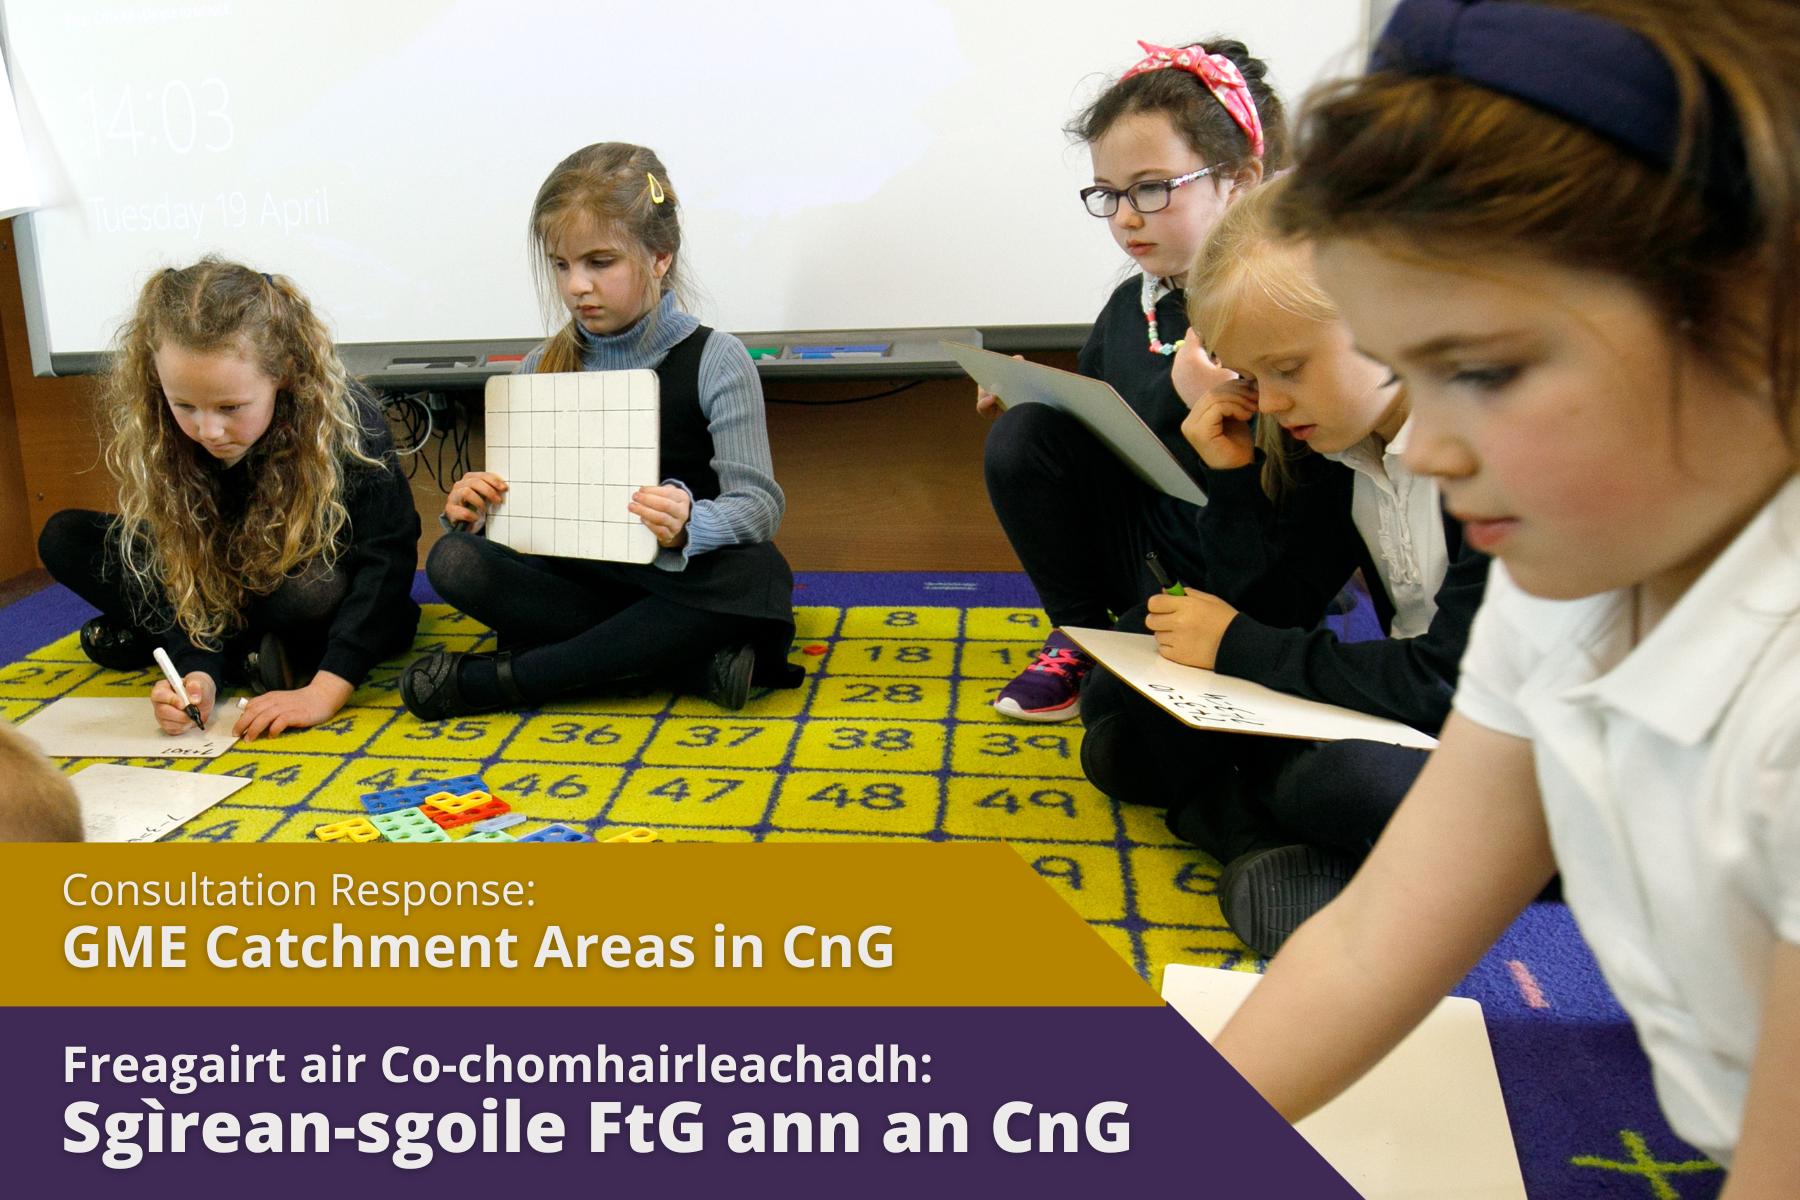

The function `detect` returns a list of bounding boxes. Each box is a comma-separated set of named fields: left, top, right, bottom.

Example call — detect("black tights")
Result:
left=37, top=508, right=348, bottom=679
left=425, top=533, right=763, bottom=704
left=983, top=404, right=1208, bottom=631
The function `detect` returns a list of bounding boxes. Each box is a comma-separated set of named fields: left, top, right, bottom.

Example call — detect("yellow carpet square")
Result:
left=810, top=676, right=951, bottom=720
left=941, top=776, right=1116, bottom=843
left=608, top=767, right=776, bottom=828
left=485, top=762, right=627, bottom=823
left=789, top=719, right=946, bottom=774
left=640, top=718, right=797, bottom=769
left=769, top=771, right=941, bottom=835
left=509, top=713, right=656, bottom=765
left=1129, top=846, right=1227, bottom=927
left=0, top=660, right=100, bottom=698
left=838, top=605, right=961, bottom=639
left=1005, top=841, right=1127, bottom=922
left=950, top=724, right=1083, bottom=778
left=963, top=607, right=1053, bottom=641
left=368, top=712, right=522, bottom=760
left=957, top=640, right=1054, bottom=679
left=824, top=639, right=956, bottom=678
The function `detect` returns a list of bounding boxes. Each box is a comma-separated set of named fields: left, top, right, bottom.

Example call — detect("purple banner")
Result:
left=2, top=1005, right=1359, bottom=1197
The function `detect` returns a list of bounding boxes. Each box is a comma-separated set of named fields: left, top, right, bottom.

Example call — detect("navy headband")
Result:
left=1374, top=0, right=1690, bottom=171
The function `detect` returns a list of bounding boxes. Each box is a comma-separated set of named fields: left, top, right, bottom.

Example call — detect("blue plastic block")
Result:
left=362, top=774, right=490, bottom=815
left=471, top=811, right=527, bottom=833
left=516, top=823, right=593, bottom=843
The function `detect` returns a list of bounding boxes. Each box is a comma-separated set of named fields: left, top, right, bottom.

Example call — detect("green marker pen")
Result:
left=1145, top=551, right=1185, bottom=596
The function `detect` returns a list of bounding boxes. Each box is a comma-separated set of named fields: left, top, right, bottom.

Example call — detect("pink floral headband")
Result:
left=1121, top=40, right=1265, bottom=160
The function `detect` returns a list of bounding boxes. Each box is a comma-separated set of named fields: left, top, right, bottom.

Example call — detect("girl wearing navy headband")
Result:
left=977, top=38, right=1287, bottom=722
left=1211, top=0, right=1800, bottom=1184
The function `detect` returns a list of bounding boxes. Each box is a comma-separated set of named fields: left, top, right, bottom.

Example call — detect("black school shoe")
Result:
left=399, top=650, right=524, bottom=720
left=701, top=644, right=756, bottom=712
left=241, top=631, right=296, bottom=696
left=79, top=616, right=157, bottom=671
left=1216, top=844, right=1359, bottom=959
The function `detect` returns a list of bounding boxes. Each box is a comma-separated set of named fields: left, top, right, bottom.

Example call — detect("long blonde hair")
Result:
left=1186, top=181, right=1339, bottom=500
left=529, top=143, right=688, bottom=374
left=102, top=258, right=379, bottom=650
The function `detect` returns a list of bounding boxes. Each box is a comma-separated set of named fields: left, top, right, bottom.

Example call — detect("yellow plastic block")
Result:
left=601, top=827, right=660, bottom=844
left=314, top=816, right=382, bottom=844
left=421, top=790, right=490, bottom=815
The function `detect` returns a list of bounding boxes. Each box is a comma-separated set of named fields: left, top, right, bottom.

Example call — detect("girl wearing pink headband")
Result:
left=979, top=37, right=1285, bottom=724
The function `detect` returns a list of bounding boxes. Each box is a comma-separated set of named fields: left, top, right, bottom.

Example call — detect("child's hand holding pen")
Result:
left=150, top=667, right=217, bottom=737
left=444, top=470, right=509, bottom=532
left=1144, top=550, right=1238, bottom=670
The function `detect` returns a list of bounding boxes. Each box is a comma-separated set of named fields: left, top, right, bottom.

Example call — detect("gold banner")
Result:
left=0, top=843, right=1157, bottom=1007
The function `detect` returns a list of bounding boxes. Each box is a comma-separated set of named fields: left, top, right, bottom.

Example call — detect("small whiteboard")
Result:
left=14, top=697, right=241, bottom=759
left=483, top=370, right=661, bottom=564
left=71, top=764, right=252, bottom=842
left=1164, top=965, right=1527, bottom=1199
left=944, top=341, right=1206, bottom=506
left=1063, top=627, right=1439, bottom=750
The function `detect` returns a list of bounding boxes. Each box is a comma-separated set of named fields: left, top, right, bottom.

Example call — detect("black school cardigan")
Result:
left=1197, top=457, right=1491, bottom=736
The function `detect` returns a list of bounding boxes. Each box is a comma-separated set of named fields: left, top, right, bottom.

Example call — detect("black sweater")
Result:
left=1198, top=456, right=1491, bottom=735
left=172, top=396, right=421, bottom=687
left=1076, top=275, right=1207, bottom=482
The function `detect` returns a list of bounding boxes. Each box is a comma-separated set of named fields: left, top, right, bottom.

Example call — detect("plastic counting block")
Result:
left=424, top=798, right=511, bottom=831
left=421, top=790, right=492, bottom=816
left=315, top=816, right=382, bottom=844
left=601, top=826, right=660, bottom=844
left=516, top=823, right=593, bottom=843
left=459, top=829, right=516, bottom=843
left=370, top=806, right=452, bottom=843
left=472, top=812, right=528, bottom=833
left=360, top=774, right=490, bottom=815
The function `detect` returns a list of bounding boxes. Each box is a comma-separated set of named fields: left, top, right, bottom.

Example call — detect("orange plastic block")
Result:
left=601, top=826, right=660, bottom=844
left=424, top=797, right=511, bottom=830
left=315, top=816, right=382, bottom=843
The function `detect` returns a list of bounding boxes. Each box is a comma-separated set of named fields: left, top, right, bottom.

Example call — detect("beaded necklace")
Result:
left=1141, top=273, right=1183, bottom=356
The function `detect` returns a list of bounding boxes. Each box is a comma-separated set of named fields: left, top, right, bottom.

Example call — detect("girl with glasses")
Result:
left=979, top=38, right=1286, bottom=723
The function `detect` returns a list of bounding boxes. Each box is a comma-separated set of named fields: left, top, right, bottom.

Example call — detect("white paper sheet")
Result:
left=1164, top=965, right=1527, bottom=1199
left=69, top=764, right=252, bottom=842
left=1063, top=627, right=1439, bottom=750
left=943, top=341, right=1207, bottom=506
left=14, top=697, right=241, bottom=759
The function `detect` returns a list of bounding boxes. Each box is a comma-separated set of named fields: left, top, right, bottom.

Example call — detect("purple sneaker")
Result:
left=993, top=631, right=1093, bottom=723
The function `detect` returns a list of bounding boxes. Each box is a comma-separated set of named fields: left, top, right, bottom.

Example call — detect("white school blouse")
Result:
left=1451, top=475, right=1800, bottom=1167
left=1326, top=418, right=1449, bottom=637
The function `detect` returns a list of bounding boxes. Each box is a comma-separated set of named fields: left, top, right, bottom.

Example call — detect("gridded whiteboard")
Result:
left=482, top=370, right=661, bottom=564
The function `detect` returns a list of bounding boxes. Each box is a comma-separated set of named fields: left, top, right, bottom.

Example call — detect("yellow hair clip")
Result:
left=646, top=173, right=666, bottom=205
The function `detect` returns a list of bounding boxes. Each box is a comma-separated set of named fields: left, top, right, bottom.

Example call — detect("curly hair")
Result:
left=101, top=258, right=379, bottom=649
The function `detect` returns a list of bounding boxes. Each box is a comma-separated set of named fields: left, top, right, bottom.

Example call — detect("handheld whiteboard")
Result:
left=482, top=370, right=662, bottom=564
left=943, top=341, right=1206, bottom=506
left=1062, top=627, right=1439, bottom=750
left=1163, top=965, right=1527, bottom=1199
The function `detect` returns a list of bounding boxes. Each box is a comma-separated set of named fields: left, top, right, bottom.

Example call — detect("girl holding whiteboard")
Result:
left=405, top=143, right=798, bottom=718
left=978, top=38, right=1290, bottom=723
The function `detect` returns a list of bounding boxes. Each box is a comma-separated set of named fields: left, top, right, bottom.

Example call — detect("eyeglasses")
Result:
left=1079, top=165, right=1223, bottom=218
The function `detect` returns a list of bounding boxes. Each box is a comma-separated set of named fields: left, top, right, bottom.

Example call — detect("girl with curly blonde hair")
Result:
left=38, top=258, right=420, bottom=740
